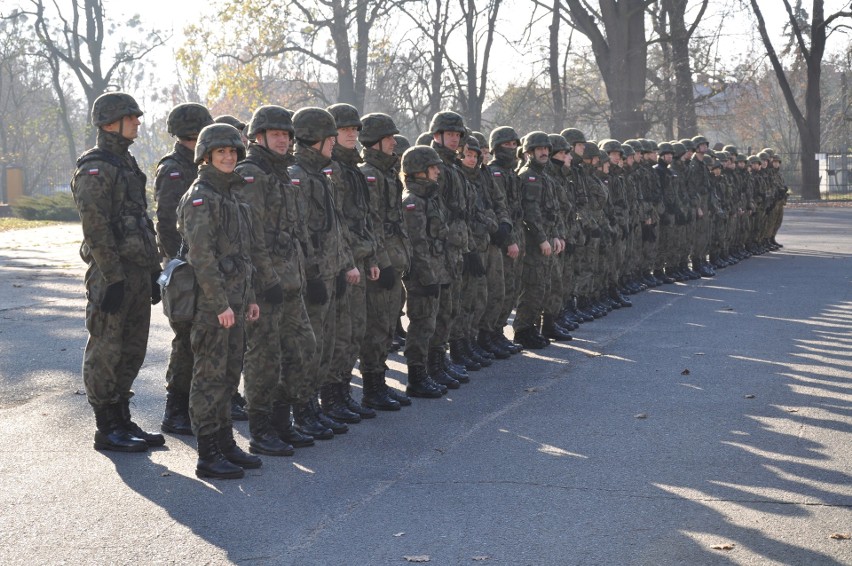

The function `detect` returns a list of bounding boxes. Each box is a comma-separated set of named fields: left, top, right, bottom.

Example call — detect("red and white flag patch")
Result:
left=493, top=171, right=502, bottom=177
left=366, top=176, right=376, bottom=183
left=322, top=168, right=333, bottom=176
left=192, top=198, right=204, bottom=207
left=169, top=171, right=182, bottom=179
left=528, top=176, right=537, bottom=182
left=243, top=176, right=255, bottom=183
left=291, top=179, right=301, bottom=186
left=405, top=203, right=416, bottom=211
left=87, top=168, right=99, bottom=175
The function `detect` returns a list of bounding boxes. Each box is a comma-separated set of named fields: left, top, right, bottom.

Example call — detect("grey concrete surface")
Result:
left=1, top=207, right=852, bottom=565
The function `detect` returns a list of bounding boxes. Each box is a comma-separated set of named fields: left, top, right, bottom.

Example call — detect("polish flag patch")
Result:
left=366, top=176, right=376, bottom=183
left=492, top=171, right=502, bottom=177
left=243, top=176, right=255, bottom=183
left=291, top=179, right=301, bottom=186
left=322, top=168, right=333, bottom=176
left=192, top=198, right=204, bottom=207
left=528, top=176, right=537, bottom=182
left=87, top=168, right=99, bottom=175
left=405, top=203, right=416, bottom=211
left=169, top=171, right=182, bottom=179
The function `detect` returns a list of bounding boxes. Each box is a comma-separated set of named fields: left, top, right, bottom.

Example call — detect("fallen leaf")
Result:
left=12, top=284, right=22, bottom=288
left=723, top=307, right=734, bottom=311
left=681, top=369, right=690, bottom=375
left=393, top=532, right=405, bottom=537
left=786, top=408, right=799, bottom=413
left=634, top=413, right=648, bottom=419
left=403, top=556, right=430, bottom=563
left=829, top=533, right=851, bottom=540
left=472, top=556, right=490, bottom=561
left=160, top=472, right=171, bottom=477
left=744, top=394, right=755, bottom=399
left=711, top=543, right=736, bottom=551
left=524, top=387, right=540, bottom=393
left=60, top=348, right=67, bottom=352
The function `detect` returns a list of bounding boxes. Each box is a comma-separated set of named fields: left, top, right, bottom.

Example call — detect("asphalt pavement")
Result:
left=1, top=207, right=851, bottom=565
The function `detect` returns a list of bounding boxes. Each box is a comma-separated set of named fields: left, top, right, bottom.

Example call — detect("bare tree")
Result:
left=749, top=0, right=852, bottom=200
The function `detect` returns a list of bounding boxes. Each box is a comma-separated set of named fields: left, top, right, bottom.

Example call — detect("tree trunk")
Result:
left=548, top=0, right=566, bottom=131
left=330, top=0, right=357, bottom=106
left=667, top=0, right=698, bottom=136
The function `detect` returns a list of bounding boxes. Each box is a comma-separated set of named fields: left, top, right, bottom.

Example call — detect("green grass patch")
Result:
left=12, top=193, right=80, bottom=221
left=0, top=218, right=65, bottom=232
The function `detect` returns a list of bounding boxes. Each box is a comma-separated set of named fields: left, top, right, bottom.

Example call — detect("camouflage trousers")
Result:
left=360, top=275, right=404, bottom=375
left=434, top=259, right=461, bottom=348
left=404, top=281, right=440, bottom=368
left=497, top=249, right=524, bottom=333
left=513, top=249, right=552, bottom=330
left=545, top=251, right=564, bottom=316
left=479, top=245, right=505, bottom=333
left=693, top=215, right=711, bottom=264
left=575, top=238, right=598, bottom=298
left=305, top=276, right=337, bottom=393
left=83, top=262, right=151, bottom=409
left=641, top=224, right=660, bottom=272
left=460, top=269, right=487, bottom=339
left=659, top=223, right=678, bottom=269
left=164, top=320, right=193, bottom=396
left=190, top=318, right=245, bottom=437
left=244, top=293, right=317, bottom=413
left=333, top=279, right=366, bottom=381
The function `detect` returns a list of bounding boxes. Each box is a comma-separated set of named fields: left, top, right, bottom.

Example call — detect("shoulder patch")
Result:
left=493, top=171, right=502, bottom=177
left=192, top=198, right=204, bottom=207
left=243, top=175, right=255, bottom=184
left=527, top=176, right=537, bottom=182
left=87, top=168, right=99, bottom=176
left=291, top=178, right=301, bottom=186
left=405, top=203, right=417, bottom=211
left=169, top=171, right=182, bottom=179
left=322, top=168, right=333, bottom=176
left=366, top=176, right=376, bottom=183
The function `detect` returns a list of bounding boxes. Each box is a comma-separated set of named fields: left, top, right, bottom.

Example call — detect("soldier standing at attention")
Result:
left=155, top=103, right=213, bottom=437
left=177, top=123, right=261, bottom=479
left=71, top=92, right=164, bottom=453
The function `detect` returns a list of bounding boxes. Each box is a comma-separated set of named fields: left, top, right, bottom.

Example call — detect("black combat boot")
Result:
left=218, top=426, right=262, bottom=469
left=293, top=401, right=334, bottom=440
left=341, top=376, right=376, bottom=419
left=231, top=392, right=248, bottom=421
left=494, top=329, right=523, bottom=354
left=442, top=352, right=470, bottom=383
left=464, top=338, right=493, bottom=367
left=611, top=287, right=631, bottom=308
left=385, top=386, right=413, bottom=406
left=514, top=327, right=549, bottom=350
left=405, top=365, right=444, bottom=399
left=196, top=433, right=244, bottom=480
left=161, top=390, right=193, bottom=436
left=312, top=396, right=349, bottom=434
left=428, top=348, right=460, bottom=389
left=478, top=330, right=511, bottom=359
left=119, top=399, right=165, bottom=447
left=320, top=383, right=362, bottom=424
left=271, top=402, right=315, bottom=447
left=249, top=412, right=294, bottom=456
left=542, top=313, right=573, bottom=341
left=93, top=405, right=148, bottom=453
left=450, top=338, right=481, bottom=371
left=361, top=372, right=402, bottom=411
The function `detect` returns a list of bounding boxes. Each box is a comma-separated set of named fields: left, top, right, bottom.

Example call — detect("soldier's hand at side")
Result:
left=368, top=266, right=380, bottom=281
left=506, top=243, right=520, bottom=259
left=150, top=272, right=162, bottom=305
left=539, top=240, right=552, bottom=257
left=346, top=267, right=361, bottom=285
left=218, top=307, right=236, bottom=328
left=553, top=238, right=565, bottom=255
left=246, top=303, right=260, bottom=322
left=100, top=281, right=125, bottom=314
left=644, top=218, right=653, bottom=225
left=697, top=207, right=704, bottom=219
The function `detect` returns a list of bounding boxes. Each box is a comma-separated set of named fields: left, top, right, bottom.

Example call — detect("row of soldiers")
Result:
left=70, top=92, right=786, bottom=480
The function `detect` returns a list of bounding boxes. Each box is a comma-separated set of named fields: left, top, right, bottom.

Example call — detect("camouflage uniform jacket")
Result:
left=177, top=164, right=256, bottom=321
left=289, top=144, right=353, bottom=280
left=432, top=142, right=471, bottom=259
left=518, top=159, right=560, bottom=248
left=402, top=178, right=450, bottom=287
left=461, top=164, right=499, bottom=253
left=546, top=159, right=575, bottom=244
left=331, top=145, right=378, bottom=271
left=487, top=150, right=523, bottom=250
left=71, top=130, right=160, bottom=285
left=606, top=164, right=630, bottom=239
left=154, top=142, right=197, bottom=260
left=234, top=143, right=308, bottom=296
left=360, top=147, right=411, bottom=273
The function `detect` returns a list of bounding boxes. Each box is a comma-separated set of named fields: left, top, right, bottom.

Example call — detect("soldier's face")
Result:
left=481, top=147, right=491, bottom=163
left=625, top=155, right=634, bottom=166
left=260, top=129, right=291, bottom=155
left=772, top=160, right=781, bottom=169
left=697, top=143, right=708, bottom=153
left=210, top=147, right=239, bottom=174
left=533, top=146, right=549, bottom=164
left=551, top=150, right=567, bottom=164
left=379, top=135, right=396, bottom=156
left=500, top=140, right=518, bottom=150
left=438, top=131, right=462, bottom=151
left=573, top=142, right=585, bottom=157
left=337, top=126, right=359, bottom=150
left=662, top=153, right=673, bottom=164
left=427, top=164, right=440, bottom=182
left=104, top=114, right=141, bottom=140
left=461, top=148, right=479, bottom=168
left=608, top=151, right=622, bottom=166
left=683, top=150, right=693, bottom=160
left=317, top=136, right=336, bottom=158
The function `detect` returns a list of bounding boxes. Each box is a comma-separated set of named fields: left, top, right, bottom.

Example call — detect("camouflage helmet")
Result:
left=560, top=128, right=587, bottom=144
left=621, top=143, right=636, bottom=157
left=723, top=144, right=739, bottom=155
left=247, top=105, right=294, bottom=138
left=757, top=151, right=770, bottom=162
left=736, top=153, right=748, bottom=163
left=702, top=154, right=713, bottom=166
left=679, top=138, right=696, bottom=152
left=429, top=111, right=465, bottom=134
left=91, top=91, right=143, bottom=127
left=711, top=159, right=723, bottom=170
left=761, top=147, right=776, bottom=157
left=394, top=134, right=411, bottom=154
left=657, top=142, right=674, bottom=155
left=598, top=153, right=610, bottom=165
left=639, top=139, right=658, bottom=153
left=691, top=134, right=709, bottom=148
left=490, top=126, right=521, bottom=148
left=214, top=115, right=247, bottom=132
left=548, top=134, right=570, bottom=154
left=716, top=150, right=730, bottom=162
left=194, top=123, right=246, bottom=165
left=773, top=154, right=782, bottom=163
left=359, top=113, right=399, bottom=147
left=327, top=103, right=362, bottom=131
left=292, top=107, right=338, bottom=144
left=523, top=131, right=552, bottom=152
left=471, top=131, right=488, bottom=150
left=672, top=142, right=687, bottom=158
left=416, top=131, right=433, bottom=146
left=600, top=139, right=623, bottom=155
left=747, top=155, right=761, bottom=165
left=624, top=139, right=643, bottom=152
left=462, top=133, right=481, bottom=155
left=167, top=103, right=213, bottom=138
left=401, top=146, right=442, bottom=176
left=584, top=141, right=601, bottom=159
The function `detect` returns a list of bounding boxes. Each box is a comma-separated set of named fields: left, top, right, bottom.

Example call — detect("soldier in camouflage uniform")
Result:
left=687, top=135, right=716, bottom=277
left=177, top=123, right=261, bottom=479
left=71, top=92, right=164, bottom=453
left=235, top=105, right=318, bottom=453
left=155, top=102, right=213, bottom=436
left=401, top=146, right=452, bottom=398
left=325, top=103, right=380, bottom=423
left=358, top=114, right=412, bottom=410
left=601, top=139, right=632, bottom=307
left=288, top=107, right=358, bottom=438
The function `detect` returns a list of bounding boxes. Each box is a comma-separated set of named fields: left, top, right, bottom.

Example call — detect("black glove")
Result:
left=464, top=251, right=486, bottom=277
left=150, top=272, right=162, bottom=305
left=336, top=270, right=348, bottom=298
left=565, top=242, right=576, bottom=255
left=491, top=222, right=511, bottom=246
left=641, top=223, right=657, bottom=243
left=100, top=281, right=125, bottom=314
left=305, top=278, right=328, bottom=305
left=377, top=266, right=397, bottom=290
left=422, top=283, right=440, bottom=298
left=264, top=283, right=284, bottom=305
